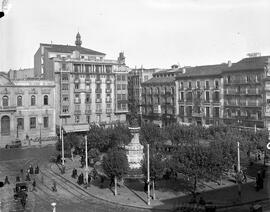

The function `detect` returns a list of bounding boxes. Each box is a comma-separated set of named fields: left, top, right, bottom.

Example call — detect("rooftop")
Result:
left=40, top=43, right=105, bottom=56
left=176, top=64, right=229, bottom=79
left=224, top=55, right=270, bottom=72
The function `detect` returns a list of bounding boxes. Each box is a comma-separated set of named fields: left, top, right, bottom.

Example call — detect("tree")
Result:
left=140, top=123, right=165, bottom=146
left=103, top=148, right=129, bottom=195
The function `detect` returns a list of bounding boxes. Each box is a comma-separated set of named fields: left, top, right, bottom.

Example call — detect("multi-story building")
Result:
left=0, top=73, right=56, bottom=148
left=128, top=67, right=159, bottom=121
left=34, top=33, right=129, bottom=131
left=223, top=55, right=270, bottom=129
left=141, top=66, right=181, bottom=127
left=175, top=64, right=228, bottom=126
left=8, top=68, right=35, bottom=80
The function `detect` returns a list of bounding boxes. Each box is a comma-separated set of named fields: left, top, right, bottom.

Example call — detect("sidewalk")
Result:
left=50, top=156, right=269, bottom=211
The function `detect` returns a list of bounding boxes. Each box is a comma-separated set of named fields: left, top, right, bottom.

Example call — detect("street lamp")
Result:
left=51, top=202, right=56, bottom=212
left=84, top=135, right=89, bottom=186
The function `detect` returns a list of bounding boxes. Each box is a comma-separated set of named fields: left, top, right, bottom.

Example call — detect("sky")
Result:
left=0, top=0, right=270, bottom=72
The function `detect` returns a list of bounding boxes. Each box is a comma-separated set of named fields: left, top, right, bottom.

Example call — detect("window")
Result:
left=75, top=105, right=80, bottom=111
left=44, top=95, right=48, bottom=105
left=117, top=75, right=121, bottom=81
left=180, top=82, right=184, bottom=89
left=122, top=75, right=126, bottom=81
left=1, top=116, right=10, bottom=135
left=213, top=107, right=219, bottom=118
left=122, top=84, right=127, bottom=90
left=213, top=91, right=219, bottom=102
left=188, top=81, right=192, bottom=89
left=117, top=94, right=121, bottom=100
left=122, top=94, right=126, bottom=100
left=122, top=104, right=127, bottom=110
left=75, top=115, right=80, bottom=123
left=17, top=96, right=22, bottom=106
left=186, top=106, right=192, bottom=116
left=87, top=115, right=90, bottom=123
left=206, top=107, right=210, bottom=117
left=63, top=95, right=69, bottom=102
left=117, top=84, right=121, bottom=90
left=205, top=91, right=210, bottom=102
left=205, top=81, right=209, bottom=89
left=246, top=75, right=250, bottom=83
left=43, top=117, right=48, bottom=128
left=62, top=73, right=69, bottom=81
left=86, top=94, right=91, bottom=103
left=227, top=76, right=231, bottom=83
left=180, top=92, right=184, bottom=101
left=196, top=81, right=200, bottom=89
left=62, top=106, right=69, bottom=113
left=17, top=118, right=24, bottom=130
left=31, top=95, right=36, bottom=106
left=62, top=84, right=69, bottom=90
left=215, top=80, right=219, bottom=89
left=75, top=84, right=79, bottom=89
left=2, top=96, right=8, bottom=107
left=30, top=117, right=36, bottom=129
left=106, top=103, right=111, bottom=109
left=186, top=92, right=193, bottom=101
left=179, top=106, right=184, bottom=116
left=96, top=93, right=101, bottom=99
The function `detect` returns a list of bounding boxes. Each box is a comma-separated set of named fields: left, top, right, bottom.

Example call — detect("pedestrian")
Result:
left=243, top=171, right=247, bottom=183
left=144, top=179, right=147, bottom=193
left=32, top=179, right=37, bottom=191
left=35, top=165, right=39, bottom=174
left=88, top=174, right=91, bottom=185
left=258, top=153, right=261, bottom=161
left=25, top=173, right=31, bottom=181
left=4, top=176, right=10, bottom=185
left=52, top=180, right=57, bottom=192
left=20, top=169, right=23, bottom=175
left=261, top=168, right=266, bottom=179
left=29, top=165, right=34, bottom=174
left=16, top=176, right=20, bottom=182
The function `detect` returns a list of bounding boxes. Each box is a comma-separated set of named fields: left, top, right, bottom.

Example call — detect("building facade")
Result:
left=141, top=66, right=181, bottom=127
left=128, top=68, right=159, bottom=121
left=8, top=68, right=35, bottom=80
left=0, top=74, right=56, bottom=148
left=223, top=56, right=270, bottom=129
left=34, top=33, right=129, bottom=132
left=175, top=64, right=228, bottom=126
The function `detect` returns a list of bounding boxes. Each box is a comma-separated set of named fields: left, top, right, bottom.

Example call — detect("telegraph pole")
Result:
left=147, top=144, right=150, bottom=205
left=61, top=129, right=65, bottom=166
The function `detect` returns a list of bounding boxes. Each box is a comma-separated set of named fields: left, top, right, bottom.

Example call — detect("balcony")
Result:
left=74, top=110, right=81, bottom=115
left=204, top=86, right=210, bottom=90
left=212, top=99, right=220, bottom=104
left=106, top=89, right=112, bottom=93
left=85, top=99, right=92, bottom=104
left=192, top=112, right=203, bottom=117
left=95, top=88, right=102, bottom=93
left=106, top=108, right=113, bottom=113
left=96, top=109, right=102, bottom=114
left=96, top=98, right=102, bottom=103
left=0, top=106, right=16, bottom=112
left=85, top=110, right=92, bottom=114
left=74, top=99, right=81, bottom=104
left=74, top=78, right=80, bottom=84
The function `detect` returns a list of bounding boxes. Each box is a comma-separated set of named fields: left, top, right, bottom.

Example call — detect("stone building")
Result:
left=8, top=68, right=35, bottom=80
left=34, top=33, right=129, bottom=131
left=141, top=66, right=182, bottom=127
left=127, top=67, right=159, bottom=122
left=0, top=73, right=56, bottom=148
left=175, top=64, right=228, bottom=126
left=223, top=55, right=270, bottom=129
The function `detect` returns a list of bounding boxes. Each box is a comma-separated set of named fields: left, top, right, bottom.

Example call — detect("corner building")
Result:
left=0, top=74, right=56, bottom=148
left=34, top=33, right=129, bottom=131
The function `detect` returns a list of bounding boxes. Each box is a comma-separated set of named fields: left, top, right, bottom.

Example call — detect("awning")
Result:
left=63, top=124, right=90, bottom=133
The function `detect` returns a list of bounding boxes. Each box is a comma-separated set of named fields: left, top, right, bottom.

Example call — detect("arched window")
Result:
left=31, top=95, right=36, bottom=106
left=2, top=96, right=8, bottom=107
left=1, top=116, right=10, bottom=135
left=17, top=96, right=22, bottom=106
left=44, top=95, right=48, bottom=105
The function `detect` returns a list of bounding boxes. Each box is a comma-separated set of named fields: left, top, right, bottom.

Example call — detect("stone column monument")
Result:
left=125, top=118, right=144, bottom=178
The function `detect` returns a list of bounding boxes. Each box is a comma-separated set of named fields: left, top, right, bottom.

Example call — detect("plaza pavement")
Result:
left=50, top=155, right=270, bottom=211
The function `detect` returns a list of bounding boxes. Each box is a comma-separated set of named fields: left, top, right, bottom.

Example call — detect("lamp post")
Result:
left=237, top=142, right=241, bottom=200
left=147, top=144, right=150, bottom=205
left=51, top=202, right=56, bottom=212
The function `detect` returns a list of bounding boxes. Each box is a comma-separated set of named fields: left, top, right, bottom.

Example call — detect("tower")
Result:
left=75, top=32, right=82, bottom=47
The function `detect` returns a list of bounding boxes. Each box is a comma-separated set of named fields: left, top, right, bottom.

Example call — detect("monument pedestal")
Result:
left=125, top=127, right=144, bottom=178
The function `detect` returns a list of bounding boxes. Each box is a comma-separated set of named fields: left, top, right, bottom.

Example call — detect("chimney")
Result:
left=228, top=60, right=232, bottom=67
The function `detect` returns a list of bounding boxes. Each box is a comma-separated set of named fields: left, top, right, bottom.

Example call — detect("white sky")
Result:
left=0, top=0, right=270, bottom=71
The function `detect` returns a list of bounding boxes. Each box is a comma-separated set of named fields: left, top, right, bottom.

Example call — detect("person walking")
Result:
left=32, top=179, right=37, bottom=191
left=4, top=176, right=10, bottom=185
left=16, top=176, right=20, bottom=182
left=52, top=180, right=57, bottom=192
left=35, top=165, right=39, bottom=174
